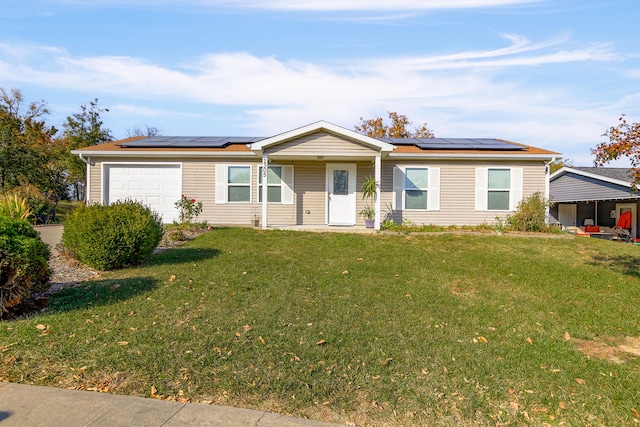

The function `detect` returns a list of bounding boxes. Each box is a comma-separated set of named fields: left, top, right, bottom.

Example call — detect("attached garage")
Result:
left=103, top=163, right=182, bottom=223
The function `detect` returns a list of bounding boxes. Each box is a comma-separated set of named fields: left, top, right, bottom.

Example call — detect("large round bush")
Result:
left=0, top=217, right=51, bottom=315
left=62, top=200, right=163, bottom=270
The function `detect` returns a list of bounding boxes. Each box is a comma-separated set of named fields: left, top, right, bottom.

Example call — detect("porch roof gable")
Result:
left=248, top=120, right=395, bottom=154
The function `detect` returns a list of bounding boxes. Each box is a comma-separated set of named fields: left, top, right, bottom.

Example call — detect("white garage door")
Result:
left=106, top=164, right=182, bottom=223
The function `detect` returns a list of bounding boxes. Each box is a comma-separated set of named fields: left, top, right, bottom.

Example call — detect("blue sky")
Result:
left=1, top=0, right=639, bottom=166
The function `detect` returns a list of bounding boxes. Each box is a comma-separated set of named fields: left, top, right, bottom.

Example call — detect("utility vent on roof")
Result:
left=379, top=138, right=525, bottom=151
left=117, top=136, right=265, bottom=148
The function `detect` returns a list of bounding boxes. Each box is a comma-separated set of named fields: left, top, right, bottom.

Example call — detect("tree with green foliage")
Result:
left=0, top=88, right=65, bottom=196
left=355, top=111, right=435, bottom=138
left=62, top=99, right=113, bottom=200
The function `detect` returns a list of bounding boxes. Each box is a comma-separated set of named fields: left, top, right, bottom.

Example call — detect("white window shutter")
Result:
left=428, top=167, right=440, bottom=211
left=475, top=168, right=488, bottom=211
left=282, top=165, right=294, bottom=204
left=392, top=166, right=404, bottom=210
left=510, top=167, right=523, bottom=211
left=215, top=164, right=227, bottom=204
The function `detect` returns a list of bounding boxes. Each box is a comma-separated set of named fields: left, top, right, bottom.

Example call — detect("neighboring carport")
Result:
left=549, top=167, right=640, bottom=239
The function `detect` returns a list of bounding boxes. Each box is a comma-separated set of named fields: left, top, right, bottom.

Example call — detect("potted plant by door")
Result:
left=359, top=176, right=378, bottom=228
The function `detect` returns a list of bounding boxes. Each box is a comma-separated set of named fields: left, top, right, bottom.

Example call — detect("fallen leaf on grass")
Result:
left=118, top=341, right=129, bottom=346
left=243, top=325, right=252, bottom=332
left=631, top=408, right=639, bottom=418
left=151, top=386, right=158, bottom=397
left=316, top=339, right=327, bottom=345
left=169, top=275, right=176, bottom=283
left=477, top=336, right=488, bottom=343
left=258, top=336, right=266, bottom=345
left=356, top=257, right=364, bottom=261
left=564, top=331, right=571, bottom=340
left=35, top=324, right=46, bottom=330
left=526, top=337, right=533, bottom=345
left=342, top=270, right=349, bottom=275
left=575, top=378, right=585, bottom=385
left=558, top=401, right=566, bottom=409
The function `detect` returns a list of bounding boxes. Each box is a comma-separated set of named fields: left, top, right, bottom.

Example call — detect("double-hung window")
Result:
left=404, top=167, right=429, bottom=210
left=258, top=166, right=283, bottom=203
left=487, top=168, right=510, bottom=210
left=393, top=166, right=440, bottom=211
left=475, top=167, right=523, bottom=211
left=227, top=166, right=251, bottom=202
left=216, top=164, right=252, bottom=204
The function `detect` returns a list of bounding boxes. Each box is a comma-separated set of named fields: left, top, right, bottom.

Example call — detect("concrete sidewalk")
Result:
left=34, top=224, right=64, bottom=256
left=0, top=383, right=344, bottom=427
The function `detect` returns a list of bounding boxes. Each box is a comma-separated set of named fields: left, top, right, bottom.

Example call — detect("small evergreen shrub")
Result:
left=0, top=217, right=51, bottom=315
left=62, top=200, right=163, bottom=270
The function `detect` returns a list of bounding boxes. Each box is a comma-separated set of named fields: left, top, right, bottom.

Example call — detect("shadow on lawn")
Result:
left=48, top=276, right=159, bottom=313
left=149, top=247, right=220, bottom=266
left=591, top=253, right=640, bottom=278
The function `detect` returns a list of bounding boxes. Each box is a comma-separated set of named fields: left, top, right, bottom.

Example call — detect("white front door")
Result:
left=616, top=203, right=637, bottom=238
left=326, top=163, right=357, bottom=225
left=558, top=204, right=577, bottom=227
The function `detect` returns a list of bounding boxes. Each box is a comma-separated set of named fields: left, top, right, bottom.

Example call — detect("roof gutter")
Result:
left=387, top=152, right=558, bottom=161
left=70, top=150, right=256, bottom=158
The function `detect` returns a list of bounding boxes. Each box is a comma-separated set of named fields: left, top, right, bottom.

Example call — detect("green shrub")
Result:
left=0, top=217, right=51, bottom=315
left=62, top=200, right=163, bottom=270
left=506, top=192, right=557, bottom=232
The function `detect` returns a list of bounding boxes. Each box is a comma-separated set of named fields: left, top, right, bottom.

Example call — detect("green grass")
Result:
left=2, top=229, right=640, bottom=425
left=53, top=200, right=83, bottom=224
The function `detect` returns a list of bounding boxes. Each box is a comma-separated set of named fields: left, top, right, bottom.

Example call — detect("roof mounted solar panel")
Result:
left=117, top=136, right=265, bottom=148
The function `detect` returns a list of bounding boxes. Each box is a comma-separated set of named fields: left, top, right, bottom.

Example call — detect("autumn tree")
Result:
left=355, top=111, right=435, bottom=138
left=62, top=99, right=113, bottom=200
left=0, top=88, right=66, bottom=196
left=592, top=114, right=640, bottom=186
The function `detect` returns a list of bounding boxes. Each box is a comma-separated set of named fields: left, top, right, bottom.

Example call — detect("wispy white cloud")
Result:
left=0, top=35, right=632, bottom=161
left=53, top=0, right=543, bottom=11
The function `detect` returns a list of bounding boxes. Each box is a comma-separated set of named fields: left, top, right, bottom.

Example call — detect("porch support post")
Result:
left=262, top=154, right=268, bottom=230
left=374, top=154, right=381, bottom=230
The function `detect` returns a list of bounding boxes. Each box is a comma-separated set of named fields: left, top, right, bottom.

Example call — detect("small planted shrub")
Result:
left=506, top=192, right=557, bottom=232
left=0, top=217, right=51, bottom=315
left=62, top=200, right=163, bottom=270
left=174, top=195, right=203, bottom=224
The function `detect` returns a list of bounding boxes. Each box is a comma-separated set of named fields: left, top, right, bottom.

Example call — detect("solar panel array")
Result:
left=117, top=136, right=524, bottom=151
left=118, top=136, right=265, bottom=148
left=382, top=138, right=524, bottom=151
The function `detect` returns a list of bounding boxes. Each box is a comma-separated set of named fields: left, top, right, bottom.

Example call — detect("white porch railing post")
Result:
left=262, top=154, right=268, bottom=229
left=374, top=155, right=381, bottom=230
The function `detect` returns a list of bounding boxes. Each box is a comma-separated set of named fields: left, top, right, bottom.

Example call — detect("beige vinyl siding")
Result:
left=267, top=131, right=378, bottom=157
left=382, top=160, right=547, bottom=226
left=292, top=162, right=325, bottom=225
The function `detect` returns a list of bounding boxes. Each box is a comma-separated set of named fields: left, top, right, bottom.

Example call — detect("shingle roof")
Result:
left=572, top=167, right=633, bottom=183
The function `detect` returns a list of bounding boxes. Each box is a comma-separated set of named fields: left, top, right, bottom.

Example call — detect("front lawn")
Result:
left=2, top=229, right=640, bottom=425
